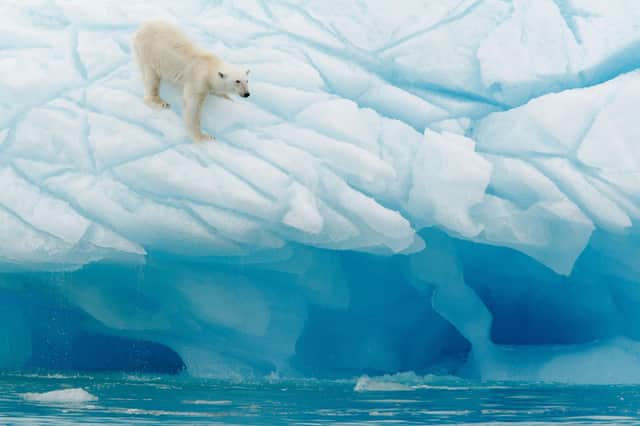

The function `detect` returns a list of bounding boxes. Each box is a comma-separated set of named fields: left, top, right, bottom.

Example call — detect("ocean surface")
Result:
left=0, top=372, right=638, bottom=425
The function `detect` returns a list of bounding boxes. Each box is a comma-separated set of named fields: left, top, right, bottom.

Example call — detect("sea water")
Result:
left=0, top=373, right=639, bottom=425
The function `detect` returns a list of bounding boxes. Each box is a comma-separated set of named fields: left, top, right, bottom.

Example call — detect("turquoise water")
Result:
left=1, top=373, right=639, bottom=425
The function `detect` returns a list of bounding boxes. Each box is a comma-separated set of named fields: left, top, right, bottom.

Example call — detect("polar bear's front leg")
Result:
left=142, top=67, right=170, bottom=109
left=184, top=90, right=213, bottom=142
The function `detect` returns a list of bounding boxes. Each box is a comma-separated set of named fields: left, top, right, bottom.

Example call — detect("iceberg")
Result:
left=0, top=0, right=639, bottom=383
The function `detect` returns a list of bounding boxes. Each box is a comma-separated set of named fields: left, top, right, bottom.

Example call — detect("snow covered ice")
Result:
left=0, top=0, right=640, bottom=384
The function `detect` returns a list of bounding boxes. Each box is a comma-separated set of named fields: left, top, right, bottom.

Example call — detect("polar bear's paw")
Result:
left=192, top=133, right=215, bottom=143
left=144, top=96, right=170, bottom=110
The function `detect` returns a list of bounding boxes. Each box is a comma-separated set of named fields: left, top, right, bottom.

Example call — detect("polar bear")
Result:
left=132, top=20, right=250, bottom=142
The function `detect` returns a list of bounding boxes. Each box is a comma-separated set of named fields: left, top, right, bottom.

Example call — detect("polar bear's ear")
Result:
left=245, top=69, right=250, bottom=76
left=218, top=72, right=226, bottom=79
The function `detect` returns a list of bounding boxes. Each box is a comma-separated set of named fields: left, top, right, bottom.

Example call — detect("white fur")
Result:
left=132, top=20, right=250, bottom=142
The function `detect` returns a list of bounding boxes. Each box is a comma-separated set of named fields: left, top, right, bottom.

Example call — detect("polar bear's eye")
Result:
left=235, top=80, right=241, bottom=84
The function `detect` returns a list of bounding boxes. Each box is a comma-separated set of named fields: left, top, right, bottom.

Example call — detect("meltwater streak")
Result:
left=1, top=373, right=639, bottom=425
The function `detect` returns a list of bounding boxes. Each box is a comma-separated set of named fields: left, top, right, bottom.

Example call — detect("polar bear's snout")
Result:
left=236, top=77, right=250, bottom=98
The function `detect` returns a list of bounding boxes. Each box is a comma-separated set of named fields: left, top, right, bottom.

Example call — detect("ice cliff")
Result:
left=1, top=0, right=640, bottom=384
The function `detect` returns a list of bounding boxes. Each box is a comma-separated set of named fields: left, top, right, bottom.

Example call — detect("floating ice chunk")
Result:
left=355, top=375, right=414, bottom=392
left=184, top=399, right=233, bottom=406
left=354, top=372, right=462, bottom=392
left=22, top=388, right=97, bottom=404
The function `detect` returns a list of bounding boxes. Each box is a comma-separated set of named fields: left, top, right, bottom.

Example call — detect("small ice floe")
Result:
left=183, top=400, right=233, bottom=405
left=21, top=388, right=98, bottom=403
left=354, top=372, right=468, bottom=392
left=354, top=375, right=413, bottom=392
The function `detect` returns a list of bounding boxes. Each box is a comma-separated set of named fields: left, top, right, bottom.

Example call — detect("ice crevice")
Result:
left=0, top=0, right=639, bottom=383
left=375, top=0, right=487, bottom=55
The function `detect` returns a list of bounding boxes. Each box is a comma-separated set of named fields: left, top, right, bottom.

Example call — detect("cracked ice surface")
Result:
left=1, top=0, right=640, bottom=382
left=4, top=0, right=640, bottom=271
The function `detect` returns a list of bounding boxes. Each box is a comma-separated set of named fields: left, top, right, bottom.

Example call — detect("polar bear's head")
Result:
left=213, top=64, right=250, bottom=98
